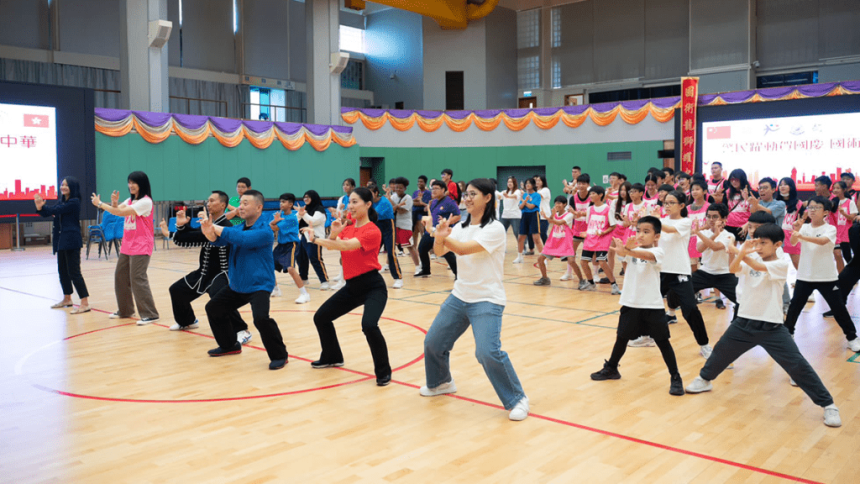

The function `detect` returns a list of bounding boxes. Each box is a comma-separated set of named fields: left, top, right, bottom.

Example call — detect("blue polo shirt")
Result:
left=428, top=196, right=461, bottom=230
left=412, top=189, right=432, bottom=212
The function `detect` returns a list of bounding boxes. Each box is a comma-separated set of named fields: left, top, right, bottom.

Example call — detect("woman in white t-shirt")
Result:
left=91, top=171, right=160, bottom=324
left=535, top=175, right=551, bottom=245
left=420, top=178, right=530, bottom=421
left=498, top=176, right=523, bottom=242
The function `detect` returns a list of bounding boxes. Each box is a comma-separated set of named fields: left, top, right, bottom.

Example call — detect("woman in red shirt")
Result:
left=302, top=187, right=391, bottom=386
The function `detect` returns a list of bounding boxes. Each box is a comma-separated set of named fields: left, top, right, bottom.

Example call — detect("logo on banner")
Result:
left=706, top=126, right=731, bottom=140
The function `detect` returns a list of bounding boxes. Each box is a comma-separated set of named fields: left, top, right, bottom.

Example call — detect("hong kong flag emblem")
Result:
left=24, top=114, right=49, bottom=128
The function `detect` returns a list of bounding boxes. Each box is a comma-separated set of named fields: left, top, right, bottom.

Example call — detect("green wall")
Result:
left=95, top=133, right=360, bottom=201
left=359, top=140, right=664, bottom=188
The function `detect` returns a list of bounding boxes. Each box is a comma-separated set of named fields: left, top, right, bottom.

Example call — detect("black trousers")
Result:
left=376, top=219, right=402, bottom=280
left=57, top=248, right=89, bottom=298
left=205, top=287, right=287, bottom=361
left=670, top=270, right=740, bottom=318
left=297, top=237, right=328, bottom=283
left=169, top=273, right=247, bottom=331
left=785, top=280, right=856, bottom=341
left=700, top=317, right=834, bottom=407
left=661, top=273, right=710, bottom=345
left=837, top=223, right=860, bottom=302
left=527, top=219, right=549, bottom=249
left=312, top=271, right=391, bottom=378
left=418, top=232, right=457, bottom=276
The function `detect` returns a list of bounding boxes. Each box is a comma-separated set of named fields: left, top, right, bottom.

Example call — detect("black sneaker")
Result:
left=560, top=257, right=569, bottom=262
left=524, top=250, right=535, bottom=256
left=619, top=269, right=625, bottom=276
left=376, top=373, right=392, bottom=386
left=269, top=358, right=288, bottom=370
left=208, top=342, right=242, bottom=357
left=715, top=299, right=726, bottom=310
left=666, top=314, right=678, bottom=324
left=311, top=360, right=345, bottom=369
left=597, top=278, right=611, bottom=284
left=823, top=310, right=834, bottom=318
left=670, top=374, right=685, bottom=396
left=590, top=361, right=621, bottom=381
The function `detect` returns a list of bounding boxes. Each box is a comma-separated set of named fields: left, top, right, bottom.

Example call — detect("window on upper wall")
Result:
left=517, top=9, right=541, bottom=90
left=551, top=7, right=561, bottom=48
left=341, top=60, right=364, bottom=90
left=339, top=25, right=366, bottom=54
left=756, top=71, right=818, bottom=89
left=552, top=58, right=561, bottom=89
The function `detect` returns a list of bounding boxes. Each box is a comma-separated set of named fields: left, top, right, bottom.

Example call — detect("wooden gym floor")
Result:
left=1, top=238, right=859, bottom=483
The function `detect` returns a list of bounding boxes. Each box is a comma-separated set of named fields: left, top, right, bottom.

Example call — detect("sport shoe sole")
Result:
left=419, top=382, right=457, bottom=396
left=311, top=362, right=345, bottom=369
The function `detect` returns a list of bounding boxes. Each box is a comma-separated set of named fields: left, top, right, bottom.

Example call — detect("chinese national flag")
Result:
left=706, top=126, right=731, bottom=140
left=24, top=114, right=49, bottom=128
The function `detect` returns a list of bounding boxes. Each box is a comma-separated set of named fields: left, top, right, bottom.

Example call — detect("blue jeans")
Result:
left=500, top=217, right=520, bottom=241
left=424, top=294, right=526, bottom=409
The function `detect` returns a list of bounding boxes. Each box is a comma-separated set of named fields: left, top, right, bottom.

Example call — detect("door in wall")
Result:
left=360, top=157, right=385, bottom=187
left=518, top=97, right=537, bottom=109
left=445, top=72, right=465, bottom=110
left=497, top=166, right=546, bottom=192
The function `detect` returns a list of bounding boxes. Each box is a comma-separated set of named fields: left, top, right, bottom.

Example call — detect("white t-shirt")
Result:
left=499, top=190, right=523, bottom=219
left=796, top=223, right=838, bottom=282
left=698, top=229, right=735, bottom=275
left=658, top=217, right=692, bottom=275
left=737, top=256, right=789, bottom=324
left=124, top=196, right=153, bottom=217
left=619, top=247, right=665, bottom=310
left=449, top=220, right=507, bottom=306
left=538, top=187, right=551, bottom=219
left=390, top=194, right=414, bottom=231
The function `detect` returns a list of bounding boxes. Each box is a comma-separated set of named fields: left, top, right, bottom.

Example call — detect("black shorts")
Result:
left=617, top=306, right=670, bottom=341
left=519, top=211, right=541, bottom=236
left=581, top=250, right=608, bottom=262
left=412, top=211, right=424, bottom=228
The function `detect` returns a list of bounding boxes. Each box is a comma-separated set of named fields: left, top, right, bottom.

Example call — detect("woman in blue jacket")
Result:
left=35, top=176, right=90, bottom=313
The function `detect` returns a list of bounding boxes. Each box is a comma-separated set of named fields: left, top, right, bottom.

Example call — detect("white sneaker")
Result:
left=430, top=254, right=437, bottom=260
left=271, top=285, right=282, bottom=297
left=237, top=330, right=252, bottom=345
left=332, top=279, right=346, bottom=291
left=512, top=255, right=524, bottom=264
left=848, top=338, right=860, bottom=352
left=320, top=282, right=331, bottom=291
left=419, top=380, right=457, bottom=397
left=685, top=376, right=713, bottom=393
left=628, top=336, right=656, bottom=347
left=560, top=273, right=573, bottom=281
left=808, top=293, right=816, bottom=303
left=381, top=264, right=389, bottom=272
left=789, top=378, right=798, bottom=386
left=169, top=320, right=199, bottom=331
left=824, top=405, right=842, bottom=427
left=700, top=344, right=713, bottom=359
left=508, top=396, right=530, bottom=421
left=295, top=293, right=310, bottom=304
left=414, top=265, right=423, bottom=276
left=393, top=279, right=403, bottom=289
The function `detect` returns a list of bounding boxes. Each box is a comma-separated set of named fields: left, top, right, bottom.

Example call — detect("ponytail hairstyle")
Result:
left=667, top=190, right=689, bottom=217
left=352, top=187, right=378, bottom=223
left=460, top=178, right=497, bottom=228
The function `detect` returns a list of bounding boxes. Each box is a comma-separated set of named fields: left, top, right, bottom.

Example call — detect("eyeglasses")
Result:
left=706, top=214, right=722, bottom=219
left=431, top=187, right=443, bottom=191
left=807, top=206, right=822, bottom=212
left=462, top=191, right=481, bottom=200
left=663, top=201, right=679, bottom=206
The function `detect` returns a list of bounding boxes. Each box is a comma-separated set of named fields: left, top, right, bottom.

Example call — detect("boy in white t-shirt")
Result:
left=686, top=224, right=842, bottom=427
left=689, top=203, right=738, bottom=312
left=784, top=197, right=860, bottom=352
left=591, top=216, right=685, bottom=396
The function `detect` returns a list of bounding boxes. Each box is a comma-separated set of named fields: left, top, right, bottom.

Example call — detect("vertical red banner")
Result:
left=680, top=77, right=699, bottom=174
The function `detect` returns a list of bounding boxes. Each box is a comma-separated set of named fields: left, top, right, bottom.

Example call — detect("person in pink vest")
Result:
left=91, top=171, right=160, bottom=324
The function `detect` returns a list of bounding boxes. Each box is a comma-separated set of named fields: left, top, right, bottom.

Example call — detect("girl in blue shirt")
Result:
left=514, top=178, right=543, bottom=263
left=270, top=193, right=309, bottom=304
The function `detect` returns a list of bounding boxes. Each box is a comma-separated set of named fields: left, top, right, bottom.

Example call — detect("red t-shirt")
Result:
left=339, top=222, right=382, bottom=280
left=447, top=181, right=459, bottom=201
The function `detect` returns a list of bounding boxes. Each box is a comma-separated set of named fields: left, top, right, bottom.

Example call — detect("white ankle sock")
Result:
left=300, top=287, right=308, bottom=295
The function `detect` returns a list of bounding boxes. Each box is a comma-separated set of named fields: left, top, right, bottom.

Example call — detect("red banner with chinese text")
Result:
left=680, top=77, right=699, bottom=174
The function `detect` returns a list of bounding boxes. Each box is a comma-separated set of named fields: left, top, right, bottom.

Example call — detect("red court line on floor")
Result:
left=5, top=287, right=825, bottom=482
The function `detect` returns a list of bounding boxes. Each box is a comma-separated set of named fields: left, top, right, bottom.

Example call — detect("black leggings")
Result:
left=312, top=270, right=391, bottom=378
left=661, top=273, right=710, bottom=346
left=608, top=336, right=679, bottom=377
left=418, top=232, right=457, bottom=276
